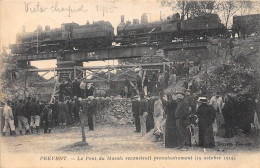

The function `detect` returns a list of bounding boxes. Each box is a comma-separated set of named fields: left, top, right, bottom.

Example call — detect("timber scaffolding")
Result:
left=25, top=62, right=172, bottom=102
left=27, top=62, right=172, bottom=84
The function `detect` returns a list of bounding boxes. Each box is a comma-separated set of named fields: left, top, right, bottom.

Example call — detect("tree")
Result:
left=214, top=1, right=254, bottom=28
left=215, top=1, right=237, bottom=28
left=161, top=0, right=216, bottom=19
left=237, top=1, right=252, bottom=16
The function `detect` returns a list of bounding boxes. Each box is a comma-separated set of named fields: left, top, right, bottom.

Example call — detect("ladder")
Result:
left=50, top=72, right=60, bottom=103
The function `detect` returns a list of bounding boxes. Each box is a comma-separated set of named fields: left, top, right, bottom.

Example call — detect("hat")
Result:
left=171, top=95, right=177, bottom=100
left=78, top=97, right=83, bottom=101
left=176, top=90, right=186, bottom=96
left=197, top=97, right=209, bottom=103
left=186, top=89, right=192, bottom=92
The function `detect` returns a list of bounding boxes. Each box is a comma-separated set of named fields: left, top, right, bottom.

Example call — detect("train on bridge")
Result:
left=10, top=13, right=260, bottom=55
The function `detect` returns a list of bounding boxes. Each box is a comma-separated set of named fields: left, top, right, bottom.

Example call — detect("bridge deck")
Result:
left=11, top=40, right=210, bottom=62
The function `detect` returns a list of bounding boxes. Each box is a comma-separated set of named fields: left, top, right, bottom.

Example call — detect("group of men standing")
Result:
left=1, top=95, right=97, bottom=136
left=1, top=98, right=53, bottom=136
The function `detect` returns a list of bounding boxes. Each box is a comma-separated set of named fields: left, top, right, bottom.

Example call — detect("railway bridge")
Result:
left=2, top=39, right=222, bottom=101
left=7, top=40, right=211, bottom=63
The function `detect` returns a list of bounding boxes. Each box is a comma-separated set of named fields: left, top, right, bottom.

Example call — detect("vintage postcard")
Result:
left=0, top=0, right=260, bottom=167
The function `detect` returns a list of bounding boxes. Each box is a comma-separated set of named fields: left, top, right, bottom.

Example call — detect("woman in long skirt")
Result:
left=162, top=94, right=178, bottom=148
left=196, top=97, right=216, bottom=148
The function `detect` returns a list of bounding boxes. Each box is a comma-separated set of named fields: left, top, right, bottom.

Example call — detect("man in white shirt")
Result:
left=80, top=80, right=87, bottom=98
left=209, top=92, right=224, bottom=134
left=2, top=100, right=16, bottom=136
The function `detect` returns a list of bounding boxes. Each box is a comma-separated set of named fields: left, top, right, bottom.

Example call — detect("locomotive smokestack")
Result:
left=37, top=25, right=42, bottom=32
left=45, top=26, right=50, bottom=31
left=141, top=13, right=148, bottom=24
left=133, top=19, right=139, bottom=24
left=121, top=15, right=124, bottom=23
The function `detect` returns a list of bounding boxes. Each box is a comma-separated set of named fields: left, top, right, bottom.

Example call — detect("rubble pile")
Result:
left=81, top=97, right=133, bottom=125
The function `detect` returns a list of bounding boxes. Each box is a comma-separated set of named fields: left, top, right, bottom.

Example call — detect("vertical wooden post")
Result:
left=81, top=119, right=86, bottom=142
left=84, top=69, right=86, bottom=79
left=163, top=62, right=166, bottom=76
left=108, top=66, right=111, bottom=91
left=74, top=66, right=76, bottom=80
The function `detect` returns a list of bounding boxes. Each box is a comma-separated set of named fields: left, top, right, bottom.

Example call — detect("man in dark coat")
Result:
left=66, top=79, right=73, bottom=98
left=185, top=89, right=196, bottom=114
left=16, top=99, right=30, bottom=135
left=222, top=94, right=236, bottom=138
left=196, top=97, right=216, bottom=148
left=146, top=97, right=154, bottom=132
left=29, top=98, right=41, bottom=134
left=66, top=99, right=73, bottom=126
left=175, top=91, right=190, bottom=150
left=42, top=104, right=52, bottom=134
left=189, top=80, right=198, bottom=94
left=59, top=81, right=66, bottom=100
left=73, top=97, right=80, bottom=125
left=58, top=99, right=68, bottom=128
left=132, top=96, right=140, bottom=132
left=162, top=94, right=178, bottom=148
left=72, top=78, right=81, bottom=97
left=125, top=78, right=131, bottom=98
left=237, top=94, right=255, bottom=133
left=139, top=93, right=148, bottom=136
left=150, top=71, right=158, bottom=94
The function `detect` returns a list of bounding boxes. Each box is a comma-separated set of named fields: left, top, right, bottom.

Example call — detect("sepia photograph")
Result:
left=0, top=0, right=260, bottom=167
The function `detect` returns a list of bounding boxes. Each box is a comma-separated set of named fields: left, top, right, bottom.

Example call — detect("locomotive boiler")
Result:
left=115, top=13, right=228, bottom=45
left=10, top=21, right=114, bottom=55
left=115, top=13, right=181, bottom=45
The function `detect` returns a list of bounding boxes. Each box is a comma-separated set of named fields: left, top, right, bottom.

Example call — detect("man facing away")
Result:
left=2, top=100, right=16, bottom=136
left=16, top=99, right=30, bottom=135
left=29, top=98, right=41, bottom=134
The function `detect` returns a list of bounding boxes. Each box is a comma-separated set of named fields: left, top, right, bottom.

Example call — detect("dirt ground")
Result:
left=1, top=124, right=260, bottom=155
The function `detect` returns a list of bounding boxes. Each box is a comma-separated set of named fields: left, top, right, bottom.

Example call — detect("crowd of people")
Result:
left=131, top=86, right=260, bottom=150
left=1, top=92, right=96, bottom=136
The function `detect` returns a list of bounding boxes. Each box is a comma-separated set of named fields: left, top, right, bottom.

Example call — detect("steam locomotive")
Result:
left=10, top=21, right=114, bottom=55
left=115, top=13, right=228, bottom=45
left=10, top=13, right=228, bottom=55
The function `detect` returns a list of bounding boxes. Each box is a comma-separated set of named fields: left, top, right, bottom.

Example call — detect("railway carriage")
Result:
left=232, top=14, right=260, bottom=38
